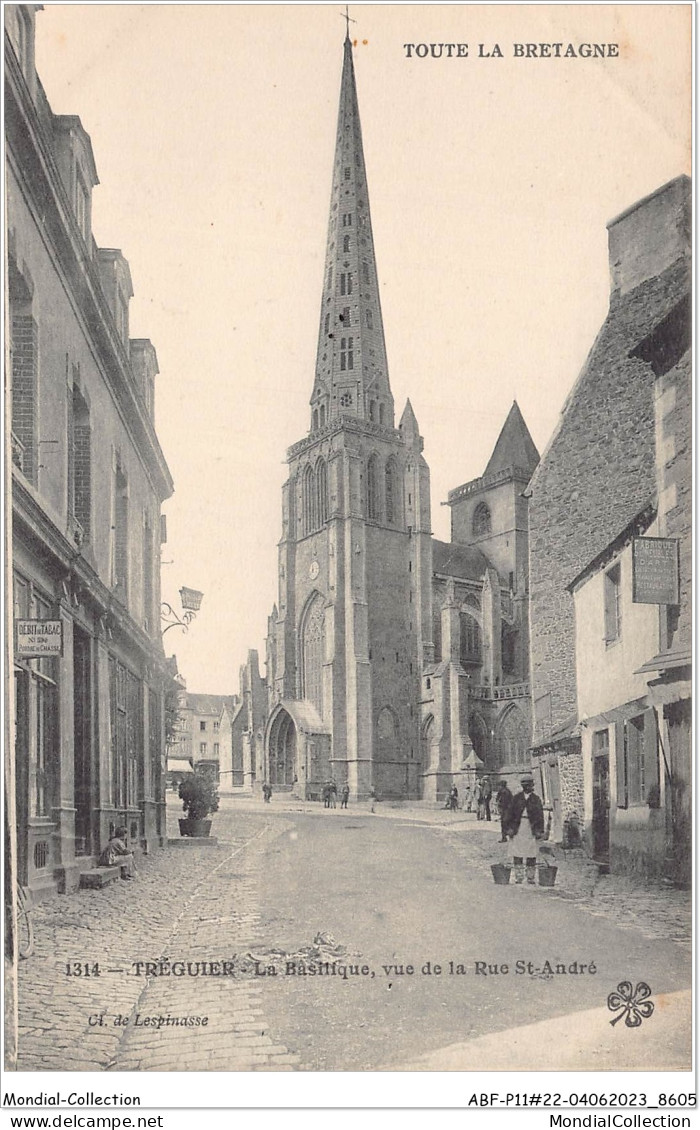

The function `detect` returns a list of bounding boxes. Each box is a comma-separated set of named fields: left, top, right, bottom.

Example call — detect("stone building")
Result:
left=226, top=651, right=266, bottom=793
left=422, top=403, right=539, bottom=798
left=254, top=32, right=538, bottom=802
left=7, top=7, right=174, bottom=895
left=176, top=692, right=238, bottom=781
left=528, top=175, right=691, bottom=879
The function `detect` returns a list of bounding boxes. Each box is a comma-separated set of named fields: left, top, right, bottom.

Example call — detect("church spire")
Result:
left=310, top=33, right=394, bottom=432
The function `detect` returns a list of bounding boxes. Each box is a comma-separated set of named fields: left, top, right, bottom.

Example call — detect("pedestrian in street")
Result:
left=481, top=775, right=493, bottom=821
left=464, top=784, right=473, bottom=813
left=505, top=773, right=545, bottom=884
left=474, top=778, right=484, bottom=820
left=262, top=782, right=272, bottom=803
left=99, top=826, right=136, bottom=879
left=449, top=785, right=459, bottom=811
left=322, top=783, right=330, bottom=808
left=495, top=779, right=513, bottom=842
left=329, top=781, right=337, bottom=808
left=340, top=784, right=350, bottom=809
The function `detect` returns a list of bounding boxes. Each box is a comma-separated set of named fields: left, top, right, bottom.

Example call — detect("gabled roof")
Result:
left=184, top=693, right=238, bottom=716
left=433, top=539, right=490, bottom=583
left=484, top=401, right=540, bottom=479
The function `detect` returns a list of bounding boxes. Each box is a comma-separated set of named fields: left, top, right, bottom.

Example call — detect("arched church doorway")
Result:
left=468, top=711, right=488, bottom=766
left=268, top=708, right=297, bottom=786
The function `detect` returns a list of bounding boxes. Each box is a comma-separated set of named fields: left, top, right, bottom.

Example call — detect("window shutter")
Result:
left=615, top=720, right=627, bottom=808
left=627, top=718, right=642, bottom=804
left=643, top=708, right=660, bottom=802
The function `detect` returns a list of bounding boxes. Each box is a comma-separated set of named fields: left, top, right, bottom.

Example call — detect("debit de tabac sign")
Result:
left=15, top=619, right=63, bottom=658
left=632, top=537, right=680, bottom=605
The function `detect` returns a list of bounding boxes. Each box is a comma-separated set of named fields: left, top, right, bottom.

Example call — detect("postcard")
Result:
left=4, top=0, right=692, bottom=1102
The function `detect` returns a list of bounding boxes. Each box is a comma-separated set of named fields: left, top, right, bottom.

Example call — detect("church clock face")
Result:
left=309, top=560, right=320, bottom=580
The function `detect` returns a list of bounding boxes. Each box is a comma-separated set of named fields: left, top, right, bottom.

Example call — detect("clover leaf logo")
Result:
left=607, top=981, right=654, bottom=1027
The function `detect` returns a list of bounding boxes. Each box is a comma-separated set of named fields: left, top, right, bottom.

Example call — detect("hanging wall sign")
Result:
left=15, top=619, right=63, bottom=657
left=632, top=537, right=680, bottom=605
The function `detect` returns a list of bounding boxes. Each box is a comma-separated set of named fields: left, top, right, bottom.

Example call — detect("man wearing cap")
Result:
left=495, top=779, right=513, bottom=843
left=505, top=774, right=545, bottom=884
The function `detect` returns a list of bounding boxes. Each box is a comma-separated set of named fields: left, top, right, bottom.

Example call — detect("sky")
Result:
left=33, top=3, right=690, bottom=694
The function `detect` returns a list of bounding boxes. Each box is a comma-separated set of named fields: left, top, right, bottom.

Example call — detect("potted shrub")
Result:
left=178, top=773, right=219, bottom=837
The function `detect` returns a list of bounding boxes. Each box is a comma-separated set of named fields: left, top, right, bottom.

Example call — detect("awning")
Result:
left=635, top=646, right=691, bottom=675
left=580, top=696, right=649, bottom=729
left=167, top=758, right=193, bottom=774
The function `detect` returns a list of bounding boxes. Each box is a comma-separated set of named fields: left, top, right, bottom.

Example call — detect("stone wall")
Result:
left=529, top=257, right=690, bottom=739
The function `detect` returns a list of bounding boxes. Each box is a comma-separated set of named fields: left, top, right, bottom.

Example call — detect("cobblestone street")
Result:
left=15, top=810, right=298, bottom=1072
left=11, top=798, right=692, bottom=1072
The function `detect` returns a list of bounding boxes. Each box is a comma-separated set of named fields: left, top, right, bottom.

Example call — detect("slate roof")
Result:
left=484, top=401, right=540, bottom=479
left=432, top=539, right=490, bottom=583
left=184, top=693, right=238, bottom=716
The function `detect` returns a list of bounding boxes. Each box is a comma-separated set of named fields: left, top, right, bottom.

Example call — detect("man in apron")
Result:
left=505, top=774, right=545, bottom=884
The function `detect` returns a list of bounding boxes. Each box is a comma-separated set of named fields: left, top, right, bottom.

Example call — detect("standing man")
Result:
left=329, top=781, right=337, bottom=809
left=505, top=773, right=545, bottom=884
left=474, top=778, right=484, bottom=820
left=481, top=775, right=493, bottom=821
left=340, top=784, right=350, bottom=809
left=495, top=779, right=513, bottom=843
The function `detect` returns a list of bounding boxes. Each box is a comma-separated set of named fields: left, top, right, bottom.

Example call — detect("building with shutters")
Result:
left=7, top=6, right=174, bottom=896
left=175, top=692, right=238, bottom=782
left=257, top=30, right=538, bottom=802
left=528, top=175, right=691, bottom=879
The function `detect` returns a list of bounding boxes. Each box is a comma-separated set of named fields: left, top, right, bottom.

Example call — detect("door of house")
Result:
left=592, top=733, right=610, bottom=863
left=665, top=699, right=691, bottom=888
left=73, top=629, right=92, bottom=856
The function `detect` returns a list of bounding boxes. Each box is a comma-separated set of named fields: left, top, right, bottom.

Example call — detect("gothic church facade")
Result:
left=249, top=33, right=537, bottom=801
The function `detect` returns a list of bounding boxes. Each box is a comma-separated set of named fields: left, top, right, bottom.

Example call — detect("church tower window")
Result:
left=301, top=594, right=325, bottom=717
left=343, top=235, right=350, bottom=253
left=313, top=408, right=319, bottom=430
left=502, top=624, right=517, bottom=675
left=460, top=612, right=481, bottom=663
left=472, top=501, right=491, bottom=537
left=302, top=464, right=315, bottom=535
left=366, top=309, right=373, bottom=329
left=340, top=337, right=354, bottom=371
left=369, top=400, right=375, bottom=422
left=316, top=458, right=328, bottom=526
left=342, top=212, right=352, bottom=227
left=501, top=708, right=529, bottom=766
left=325, top=313, right=331, bottom=335
left=385, top=456, right=400, bottom=524
left=367, top=454, right=380, bottom=520
left=379, top=403, right=385, bottom=426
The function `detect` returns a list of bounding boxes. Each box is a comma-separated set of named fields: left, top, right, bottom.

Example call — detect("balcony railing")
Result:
left=470, top=682, right=530, bottom=701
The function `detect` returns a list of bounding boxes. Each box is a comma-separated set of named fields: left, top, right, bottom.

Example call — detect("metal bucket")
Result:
left=538, top=865, right=558, bottom=887
left=491, top=863, right=512, bottom=885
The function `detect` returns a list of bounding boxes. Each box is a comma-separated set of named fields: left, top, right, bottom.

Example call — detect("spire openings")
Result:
left=311, top=34, right=393, bottom=433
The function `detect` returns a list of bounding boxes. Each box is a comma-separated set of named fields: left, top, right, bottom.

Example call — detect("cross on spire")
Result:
left=341, top=5, right=356, bottom=39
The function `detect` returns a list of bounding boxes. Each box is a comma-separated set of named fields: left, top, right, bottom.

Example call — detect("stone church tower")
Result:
left=264, top=33, right=432, bottom=799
